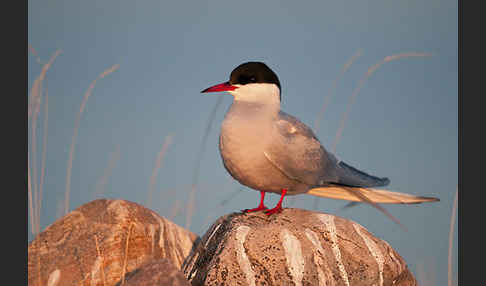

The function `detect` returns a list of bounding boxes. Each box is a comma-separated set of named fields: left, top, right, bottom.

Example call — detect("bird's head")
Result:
left=201, top=62, right=281, bottom=104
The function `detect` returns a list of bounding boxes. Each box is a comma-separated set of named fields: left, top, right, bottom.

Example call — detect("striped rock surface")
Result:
left=183, top=208, right=416, bottom=286
left=28, top=199, right=198, bottom=286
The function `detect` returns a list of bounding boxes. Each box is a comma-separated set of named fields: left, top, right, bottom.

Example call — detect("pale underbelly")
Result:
left=220, top=135, right=307, bottom=195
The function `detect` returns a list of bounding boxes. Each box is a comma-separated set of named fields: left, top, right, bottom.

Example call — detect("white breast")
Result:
left=218, top=102, right=294, bottom=192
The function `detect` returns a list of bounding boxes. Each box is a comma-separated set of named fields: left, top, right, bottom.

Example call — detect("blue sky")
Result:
left=29, top=0, right=457, bottom=284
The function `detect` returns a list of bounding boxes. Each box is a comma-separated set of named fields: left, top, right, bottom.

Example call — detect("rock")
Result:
left=28, top=199, right=199, bottom=286
left=182, top=208, right=417, bottom=286
left=122, top=258, right=191, bottom=286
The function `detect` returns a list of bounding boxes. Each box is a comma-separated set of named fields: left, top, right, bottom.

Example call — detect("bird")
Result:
left=201, top=61, right=439, bottom=224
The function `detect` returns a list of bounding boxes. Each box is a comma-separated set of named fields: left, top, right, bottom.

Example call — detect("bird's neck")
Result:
left=227, top=100, right=280, bottom=122
left=222, top=100, right=278, bottom=146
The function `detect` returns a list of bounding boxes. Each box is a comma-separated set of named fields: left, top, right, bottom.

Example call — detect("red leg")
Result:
left=242, top=191, right=268, bottom=213
left=265, top=189, right=287, bottom=216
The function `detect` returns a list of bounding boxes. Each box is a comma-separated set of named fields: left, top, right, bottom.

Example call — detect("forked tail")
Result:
left=307, top=186, right=439, bottom=204
left=307, top=185, right=439, bottom=231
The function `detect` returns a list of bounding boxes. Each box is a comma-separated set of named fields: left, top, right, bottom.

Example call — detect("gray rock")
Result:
left=183, top=208, right=416, bottom=286
left=28, top=199, right=199, bottom=286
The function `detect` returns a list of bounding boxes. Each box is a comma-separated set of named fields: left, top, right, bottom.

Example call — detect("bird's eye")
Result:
left=238, top=75, right=257, bottom=85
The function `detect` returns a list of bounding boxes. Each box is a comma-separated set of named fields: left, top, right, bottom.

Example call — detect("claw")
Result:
left=264, top=189, right=287, bottom=216
left=241, top=190, right=268, bottom=213
left=264, top=205, right=283, bottom=216
left=242, top=205, right=268, bottom=213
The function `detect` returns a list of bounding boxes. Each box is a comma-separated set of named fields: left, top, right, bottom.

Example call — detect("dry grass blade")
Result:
left=311, top=50, right=362, bottom=210
left=313, top=49, right=362, bottom=134
left=201, top=213, right=214, bottom=233
left=219, top=188, right=242, bottom=207
left=331, top=52, right=432, bottom=153
left=323, top=52, right=432, bottom=217
left=147, top=134, right=174, bottom=208
left=448, top=186, right=458, bottom=286
left=342, top=186, right=407, bottom=231
left=200, top=187, right=242, bottom=232
left=121, top=223, right=134, bottom=286
left=169, top=199, right=181, bottom=221
left=56, top=197, right=64, bottom=221
left=185, top=95, right=224, bottom=229
left=29, top=49, right=61, bottom=118
left=37, top=84, right=49, bottom=235
left=31, top=85, right=41, bottom=235
left=64, top=64, right=120, bottom=215
left=415, top=261, right=427, bottom=286
left=185, top=185, right=197, bottom=230
left=415, top=259, right=438, bottom=286
left=337, top=201, right=360, bottom=211
left=29, top=49, right=61, bottom=236
left=94, top=234, right=107, bottom=286
left=93, top=144, right=121, bottom=199
left=383, top=52, right=432, bottom=63
left=28, top=44, right=42, bottom=64
left=191, top=96, right=223, bottom=185
left=28, top=166, right=35, bottom=235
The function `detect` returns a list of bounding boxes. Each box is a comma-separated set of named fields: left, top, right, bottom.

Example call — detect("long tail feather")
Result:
left=339, top=186, right=407, bottom=231
left=307, top=186, right=439, bottom=230
left=307, top=186, right=439, bottom=204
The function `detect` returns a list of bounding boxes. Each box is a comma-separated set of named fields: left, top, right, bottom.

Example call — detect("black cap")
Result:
left=229, top=62, right=281, bottom=100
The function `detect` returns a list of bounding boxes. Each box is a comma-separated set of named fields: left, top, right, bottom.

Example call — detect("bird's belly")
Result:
left=219, top=131, right=301, bottom=193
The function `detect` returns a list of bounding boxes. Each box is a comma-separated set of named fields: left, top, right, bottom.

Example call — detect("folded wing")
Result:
left=263, top=111, right=338, bottom=186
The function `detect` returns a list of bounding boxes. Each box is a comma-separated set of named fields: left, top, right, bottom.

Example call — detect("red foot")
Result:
left=242, top=191, right=267, bottom=213
left=264, top=205, right=283, bottom=216
left=242, top=205, right=268, bottom=213
left=264, top=189, right=287, bottom=216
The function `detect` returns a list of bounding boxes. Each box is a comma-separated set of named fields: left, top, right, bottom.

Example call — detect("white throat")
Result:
left=228, top=83, right=280, bottom=106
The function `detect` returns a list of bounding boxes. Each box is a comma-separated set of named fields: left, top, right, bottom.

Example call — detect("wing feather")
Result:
left=263, top=111, right=337, bottom=185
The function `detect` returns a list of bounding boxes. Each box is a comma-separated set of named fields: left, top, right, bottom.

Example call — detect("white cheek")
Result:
left=230, top=83, right=280, bottom=105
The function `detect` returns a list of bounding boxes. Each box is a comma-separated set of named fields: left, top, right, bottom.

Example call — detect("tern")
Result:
left=201, top=62, right=439, bottom=223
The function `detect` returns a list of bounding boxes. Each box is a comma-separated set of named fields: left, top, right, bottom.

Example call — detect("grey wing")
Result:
left=263, top=111, right=339, bottom=186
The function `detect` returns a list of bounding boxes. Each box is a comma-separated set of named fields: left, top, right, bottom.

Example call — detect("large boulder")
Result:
left=28, top=199, right=198, bottom=286
left=183, top=208, right=416, bottom=286
left=122, top=258, right=191, bottom=286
